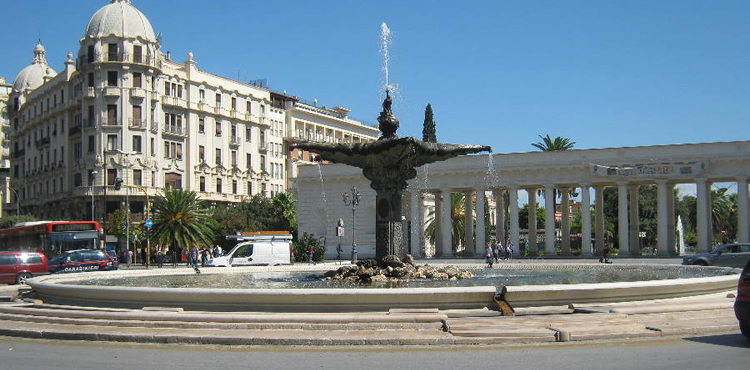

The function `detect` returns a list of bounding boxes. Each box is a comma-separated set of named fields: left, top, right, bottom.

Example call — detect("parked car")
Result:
left=207, top=232, right=292, bottom=267
left=682, top=243, right=750, bottom=267
left=0, top=252, right=49, bottom=284
left=48, top=249, right=118, bottom=274
left=736, top=258, right=750, bottom=339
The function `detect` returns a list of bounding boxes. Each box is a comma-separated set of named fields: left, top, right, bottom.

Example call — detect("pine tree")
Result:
left=422, top=104, right=437, bottom=142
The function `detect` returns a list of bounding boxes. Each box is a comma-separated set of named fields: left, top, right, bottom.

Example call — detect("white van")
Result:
left=207, top=232, right=292, bottom=267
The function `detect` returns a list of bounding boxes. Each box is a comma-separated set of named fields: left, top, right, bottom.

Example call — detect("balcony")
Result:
left=229, top=136, right=241, bottom=147
left=129, top=118, right=146, bottom=130
left=84, top=118, right=97, bottom=128
left=102, top=118, right=120, bottom=127
left=258, top=141, right=268, bottom=152
left=84, top=87, right=96, bottom=98
left=69, top=125, right=82, bottom=136
left=163, top=124, right=186, bottom=137
left=150, top=121, right=159, bottom=134
left=130, top=88, right=146, bottom=99
left=103, top=87, right=120, bottom=97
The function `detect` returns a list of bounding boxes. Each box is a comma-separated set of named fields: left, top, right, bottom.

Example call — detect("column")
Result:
left=509, top=186, right=520, bottom=258
left=617, top=182, right=629, bottom=256
left=595, top=186, right=605, bottom=255
left=527, top=188, right=538, bottom=255
left=495, top=189, right=506, bottom=246
left=434, top=191, right=442, bottom=256
left=581, top=184, right=593, bottom=257
left=544, top=184, right=556, bottom=255
left=656, top=180, right=669, bottom=257
left=409, top=190, right=422, bottom=258
left=561, top=187, right=571, bottom=256
left=464, top=191, right=474, bottom=254
left=628, top=185, right=640, bottom=256
left=440, top=188, right=453, bottom=257
left=738, top=177, right=749, bottom=243
left=475, top=189, right=486, bottom=255
left=696, top=179, right=710, bottom=253
left=666, top=183, right=676, bottom=256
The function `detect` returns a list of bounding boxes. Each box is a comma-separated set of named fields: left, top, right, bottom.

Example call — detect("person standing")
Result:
left=485, top=242, right=494, bottom=268
left=307, top=244, right=315, bottom=265
left=124, top=250, right=132, bottom=268
left=189, top=244, right=201, bottom=273
left=493, top=240, right=502, bottom=262
left=507, top=240, right=514, bottom=259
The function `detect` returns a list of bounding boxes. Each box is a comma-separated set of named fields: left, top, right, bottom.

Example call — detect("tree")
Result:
left=0, top=214, right=38, bottom=229
left=211, top=194, right=295, bottom=242
left=272, top=192, right=298, bottom=234
left=422, top=104, right=437, bottom=143
left=531, top=134, right=576, bottom=152
left=150, top=188, right=214, bottom=252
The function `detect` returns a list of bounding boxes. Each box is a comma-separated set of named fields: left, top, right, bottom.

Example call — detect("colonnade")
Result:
left=407, top=177, right=750, bottom=258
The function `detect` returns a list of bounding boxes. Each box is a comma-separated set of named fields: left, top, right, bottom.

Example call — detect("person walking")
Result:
left=494, top=240, right=502, bottom=262
left=189, top=244, right=201, bottom=273
left=124, top=250, right=132, bottom=268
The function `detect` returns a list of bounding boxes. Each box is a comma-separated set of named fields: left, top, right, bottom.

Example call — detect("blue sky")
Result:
left=4, top=0, right=749, bottom=156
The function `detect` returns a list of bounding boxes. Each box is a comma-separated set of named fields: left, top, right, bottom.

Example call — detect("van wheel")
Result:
left=15, top=273, right=32, bottom=285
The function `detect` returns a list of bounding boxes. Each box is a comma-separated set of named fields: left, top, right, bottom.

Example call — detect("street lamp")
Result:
left=114, top=150, right=136, bottom=265
left=342, top=186, right=360, bottom=263
left=8, top=187, right=19, bottom=218
left=90, top=170, right=97, bottom=221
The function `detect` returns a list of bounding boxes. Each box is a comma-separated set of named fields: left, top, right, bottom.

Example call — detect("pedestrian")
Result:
left=494, top=240, right=501, bottom=262
left=124, top=250, right=132, bottom=268
left=201, top=248, right=209, bottom=267
left=213, top=244, right=222, bottom=258
left=189, top=244, right=201, bottom=273
left=485, top=242, right=494, bottom=268
left=507, top=240, right=514, bottom=260
left=307, top=244, right=315, bottom=265
left=600, top=244, right=612, bottom=264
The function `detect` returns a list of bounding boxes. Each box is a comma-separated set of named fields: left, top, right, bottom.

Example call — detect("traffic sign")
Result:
left=145, top=219, right=153, bottom=228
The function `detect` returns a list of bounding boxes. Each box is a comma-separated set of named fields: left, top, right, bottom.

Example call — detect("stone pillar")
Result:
left=738, top=177, right=749, bottom=243
left=628, top=185, right=640, bottom=256
left=666, top=183, right=676, bottom=256
left=544, top=184, right=556, bottom=255
left=509, top=186, right=520, bottom=257
left=434, top=191, right=442, bottom=255
left=527, top=188, right=538, bottom=255
left=617, top=182, right=629, bottom=256
left=495, top=189, right=506, bottom=246
left=475, top=189, right=486, bottom=256
left=581, top=184, right=593, bottom=257
left=409, top=190, right=423, bottom=258
left=595, top=186, right=605, bottom=255
left=696, top=178, right=710, bottom=253
left=464, top=191, right=474, bottom=255
left=561, top=187, right=571, bottom=256
left=440, top=188, right=453, bottom=257
left=656, top=180, right=670, bottom=257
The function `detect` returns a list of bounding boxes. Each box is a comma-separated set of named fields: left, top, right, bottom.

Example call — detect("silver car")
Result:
left=682, top=243, right=750, bottom=267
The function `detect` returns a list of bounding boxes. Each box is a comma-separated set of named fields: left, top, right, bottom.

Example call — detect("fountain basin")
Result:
left=25, top=264, right=739, bottom=312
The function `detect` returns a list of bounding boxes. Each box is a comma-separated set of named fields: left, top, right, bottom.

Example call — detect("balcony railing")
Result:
left=163, top=124, right=185, bottom=137
left=129, top=118, right=146, bottom=129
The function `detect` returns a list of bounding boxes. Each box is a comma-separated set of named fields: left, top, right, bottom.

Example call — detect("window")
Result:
left=74, top=173, right=83, bottom=187
left=133, top=169, right=142, bottom=186
left=87, top=45, right=95, bottom=63
left=246, top=153, right=252, bottom=170
left=231, top=150, right=237, bottom=167
left=199, top=176, right=205, bottom=192
left=215, top=149, right=222, bottom=166
left=87, top=73, right=95, bottom=88
left=107, top=168, right=117, bottom=186
left=164, top=81, right=171, bottom=96
left=260, top=154, right=266, bottom=172
left=198, top=118, right=205, bottom=133
left=74, top=142, right=82, bottom=159
left=198, top=145, right=205, bottom=162
left=132, top=105, right=142, bottom=126
left=246, top=101, right=251, bottom=114
left=107, top=104, right=118, bottom=125
left=199, top=89, right=205, bottom=102
left=164, top=142, right=170, bottom=158
left=216, top=178, right=222, bottom=193
left=245, top=125, right=251, bottom=141
left=133, top=72, right=142, bottom=88
left=247, top=181, right=252, bottom=195
left=232, top=180, right=237, bottom=194
left=107, top=43, right=118, bottom=61
left=215, top=120, right=221, bottom=136
left=132, top=135, right=142, bottom=153
left=107, top=71, right=118, bottom=86
left=150, top=138, right=155, bottom=156
left=133, top=45, right=142, bottom=63
left=87, top=135, right=95, bottom=153
left=107, top=135, right=118, bottom=151
left=231, top=97, right=237, bottom=110
left=215, top=93, right=222, bottom=107
left=165, top=172, right=182, bottom=189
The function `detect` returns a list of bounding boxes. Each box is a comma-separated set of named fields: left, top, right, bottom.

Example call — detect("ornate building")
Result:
left=4, top=0, right=378, bottom=225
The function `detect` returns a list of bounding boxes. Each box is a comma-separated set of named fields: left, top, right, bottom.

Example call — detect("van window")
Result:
left=0, top=255, right=16, bottom=265
left=235, top=244, right=253, bottom=258
left=18, top=254, right=42, bottom=264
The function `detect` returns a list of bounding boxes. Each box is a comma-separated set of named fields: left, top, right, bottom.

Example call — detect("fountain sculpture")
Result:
left=293, top=90, right=491, bottom=259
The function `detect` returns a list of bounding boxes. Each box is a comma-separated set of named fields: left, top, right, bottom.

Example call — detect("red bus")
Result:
left=0, top=221, right=101, bottom=258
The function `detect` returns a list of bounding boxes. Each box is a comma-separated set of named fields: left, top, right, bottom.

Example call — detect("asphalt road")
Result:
left=0, top=334, right=747, bottom=370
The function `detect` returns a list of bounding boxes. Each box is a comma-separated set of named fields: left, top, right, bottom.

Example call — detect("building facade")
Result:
left=4, top=0, right=378, bottom=225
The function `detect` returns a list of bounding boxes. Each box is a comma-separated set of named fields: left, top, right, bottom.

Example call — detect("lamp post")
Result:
left=115, top=150, right=136, bottom=265
left=90, top=170, right=97, bottom=221
left=342, top=186, right=360, bottom=263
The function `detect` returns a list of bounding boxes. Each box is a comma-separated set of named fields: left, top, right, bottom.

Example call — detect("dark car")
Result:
left=48, top=249, right=118, bottom=274
left=0, top=252, right=49, bottom=284
left=682, top=243, right=750, bottom=267
left=736, top=259, right=750, bottom=339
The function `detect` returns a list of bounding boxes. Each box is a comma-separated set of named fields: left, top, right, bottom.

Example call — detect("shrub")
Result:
left=293, top=232, right=325, bottom=262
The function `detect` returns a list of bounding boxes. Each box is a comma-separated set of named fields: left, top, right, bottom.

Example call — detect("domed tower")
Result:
left=73, top=0, right=163, bottom=225
left=13, top=42, right=57, bottom=96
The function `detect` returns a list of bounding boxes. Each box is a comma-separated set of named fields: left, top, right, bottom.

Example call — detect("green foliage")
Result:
left=293, top=232, right=324, bottom=262
left=106, top=208, right=128, bottom=241
left=518, top=203, right=545, bottom=230
left=422, top=103, right=437, bottom=142
left=531, top=134, right=576, bottom=151
left=0, top=214, right=38, bottom=229
left=150, top=188, right=215, bottom=251
left=211, top=193, right=297, bottom=243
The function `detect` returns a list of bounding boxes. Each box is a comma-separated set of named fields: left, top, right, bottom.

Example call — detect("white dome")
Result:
left=13, top=43, right=57, bottom=92
left=84, top=0, right=156, bottom=41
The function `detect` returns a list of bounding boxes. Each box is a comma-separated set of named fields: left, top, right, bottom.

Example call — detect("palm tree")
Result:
left=423, top=192, right=468, bottom=254
left=272, top=192, right=298, bottom=232
left=150, top=188, right=215, bottom=253
left=531, top=134, right=576, bottom=151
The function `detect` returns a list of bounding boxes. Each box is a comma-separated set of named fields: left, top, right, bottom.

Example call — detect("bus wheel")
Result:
left=15, top=273, right=32, bottom=285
